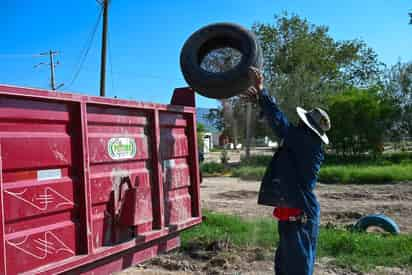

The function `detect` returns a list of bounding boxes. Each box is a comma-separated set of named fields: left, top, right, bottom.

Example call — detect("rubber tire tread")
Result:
left=355, top=214, right=400, bottom=235
left=180, top=22, right=263, bottom=99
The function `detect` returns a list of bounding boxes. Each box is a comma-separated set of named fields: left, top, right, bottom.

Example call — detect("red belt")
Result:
left=273, top=207, right=302, bottom=221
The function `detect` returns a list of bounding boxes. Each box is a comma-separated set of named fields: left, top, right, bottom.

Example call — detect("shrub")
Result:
left=220, top=149, right=230, bottom=164
left=201, top=162, right=226, bottom=175
left=232, top=166, right=266, bottom=180
left=326, top=87, right=399, bottom=156
left=324, top=152, right=412, bottom=165
left=240, top=155, right=272, bottom=167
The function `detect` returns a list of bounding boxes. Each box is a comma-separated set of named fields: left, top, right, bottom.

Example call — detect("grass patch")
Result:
left=181, top=211, right=276, bottom=249
left=231, top=166, right=266, bottom=180
left=209, top=147, right=224, bottom=152
left=181, top=212, right=412, bottom=272
left=319, top=227, right=412, bottom=270
left=225, top=153, right=412, bottom=183
left=201, top=162, right=227, bottom=176
left=319, top=164, right=412, bottom=183
left=230, top=163, right=412, bottom=183
left=237, top=152, right=412, bottom=167
left=240, top=155, right=272, bottom=166
left=325, top=152, right=412, bottom=166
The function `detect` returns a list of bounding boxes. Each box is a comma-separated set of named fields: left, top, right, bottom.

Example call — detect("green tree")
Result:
left=253, top=13, right=383, bottom=122
left=197, top=123, right=205, bottom=152
left=207, top=14, right=385, bottom=149
left=326, top=87, right=398, bottom=156
left=205, top=108, right=224, bottom=131
left=384, top=61, right=412, bottom=137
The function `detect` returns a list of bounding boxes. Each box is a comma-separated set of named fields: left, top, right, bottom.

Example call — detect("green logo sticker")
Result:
left=108, top=137, right=137, bottom=160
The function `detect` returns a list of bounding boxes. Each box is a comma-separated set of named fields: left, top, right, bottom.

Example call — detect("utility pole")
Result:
left=245, top=102, right=252, bottom=159
left=99, top=0, right=109, bottom=97
left=37, top=50, right=63, bottom=91
left=49, top=50, right=56, bottom=90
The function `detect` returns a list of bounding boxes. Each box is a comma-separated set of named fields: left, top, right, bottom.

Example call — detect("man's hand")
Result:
left=249, top=66, right=264, bottom=91
left=241, top=67, right=264, bottom=102
left=245, top=86, right=259, bottom=99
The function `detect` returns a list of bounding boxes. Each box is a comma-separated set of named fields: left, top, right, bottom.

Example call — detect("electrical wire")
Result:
left=66, top=64, right=182, bottom=82
left=0, top=54, right=43, bottom=58
left=66, top=6, right=103, bottom=89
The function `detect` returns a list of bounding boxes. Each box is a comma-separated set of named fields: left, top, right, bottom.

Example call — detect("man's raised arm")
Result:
left=258, top=89, right=290, bottom=140
left=244, top=67, right=290, bottom=140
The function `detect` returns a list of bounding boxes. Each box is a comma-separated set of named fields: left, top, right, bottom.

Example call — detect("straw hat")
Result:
left=296, top=107, right=331, bottom=144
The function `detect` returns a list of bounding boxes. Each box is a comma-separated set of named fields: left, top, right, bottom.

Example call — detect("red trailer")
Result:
left=0, top=84, right=202, bottom=274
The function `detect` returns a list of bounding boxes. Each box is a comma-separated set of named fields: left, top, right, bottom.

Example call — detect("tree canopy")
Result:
left=205, top=13, right=410, bottom=154
left=253, top=13, right=382, bottom=121
left=326, top=87, right=399, bottom=156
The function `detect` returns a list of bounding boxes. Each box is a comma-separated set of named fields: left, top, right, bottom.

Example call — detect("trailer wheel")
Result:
left=354, top=214, right=400, bottom=235
left=180, top=23, right=263, bottom=99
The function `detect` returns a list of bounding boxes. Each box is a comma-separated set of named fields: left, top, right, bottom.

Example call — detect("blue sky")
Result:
left=1, top=0, right=411, bottom=108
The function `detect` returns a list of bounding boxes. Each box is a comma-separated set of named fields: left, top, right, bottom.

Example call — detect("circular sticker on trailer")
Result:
left=107, top=137, right=137, bottom=160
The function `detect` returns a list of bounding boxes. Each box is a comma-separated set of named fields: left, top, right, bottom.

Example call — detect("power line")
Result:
left=66, top=6, right=103, bottom=89
left=0, top=53, right=43, bottom=58
left=68, top=64, right=182, bottom=81
left=112, top=70, right=183, bottom=81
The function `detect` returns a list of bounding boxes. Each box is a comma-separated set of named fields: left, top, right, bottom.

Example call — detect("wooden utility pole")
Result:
left=49, top=50, right=56, bottom=90
left=99, top=0, right=109, bottom=97
left=38, top=50, right=61, bottom=91
left=245, top=102, right=252, bottom=159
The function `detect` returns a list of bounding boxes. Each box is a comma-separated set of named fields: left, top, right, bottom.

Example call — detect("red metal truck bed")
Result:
left=0, top=84, right=201, bottom=274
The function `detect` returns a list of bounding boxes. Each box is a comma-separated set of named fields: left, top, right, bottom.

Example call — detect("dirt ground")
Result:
left=121, top=254, right=410, bottom=275
left=120, top=177, right=412, bottom=275
left=201, top=177, right=412, bottom=234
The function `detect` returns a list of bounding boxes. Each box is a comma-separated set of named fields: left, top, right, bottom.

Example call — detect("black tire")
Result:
left=354, top=214, right=400, bottom=235
left=180, top=23, right=263, bottom=99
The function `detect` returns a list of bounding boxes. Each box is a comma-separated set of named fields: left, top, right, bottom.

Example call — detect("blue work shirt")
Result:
left=257, top=89, right=324, bottom=219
